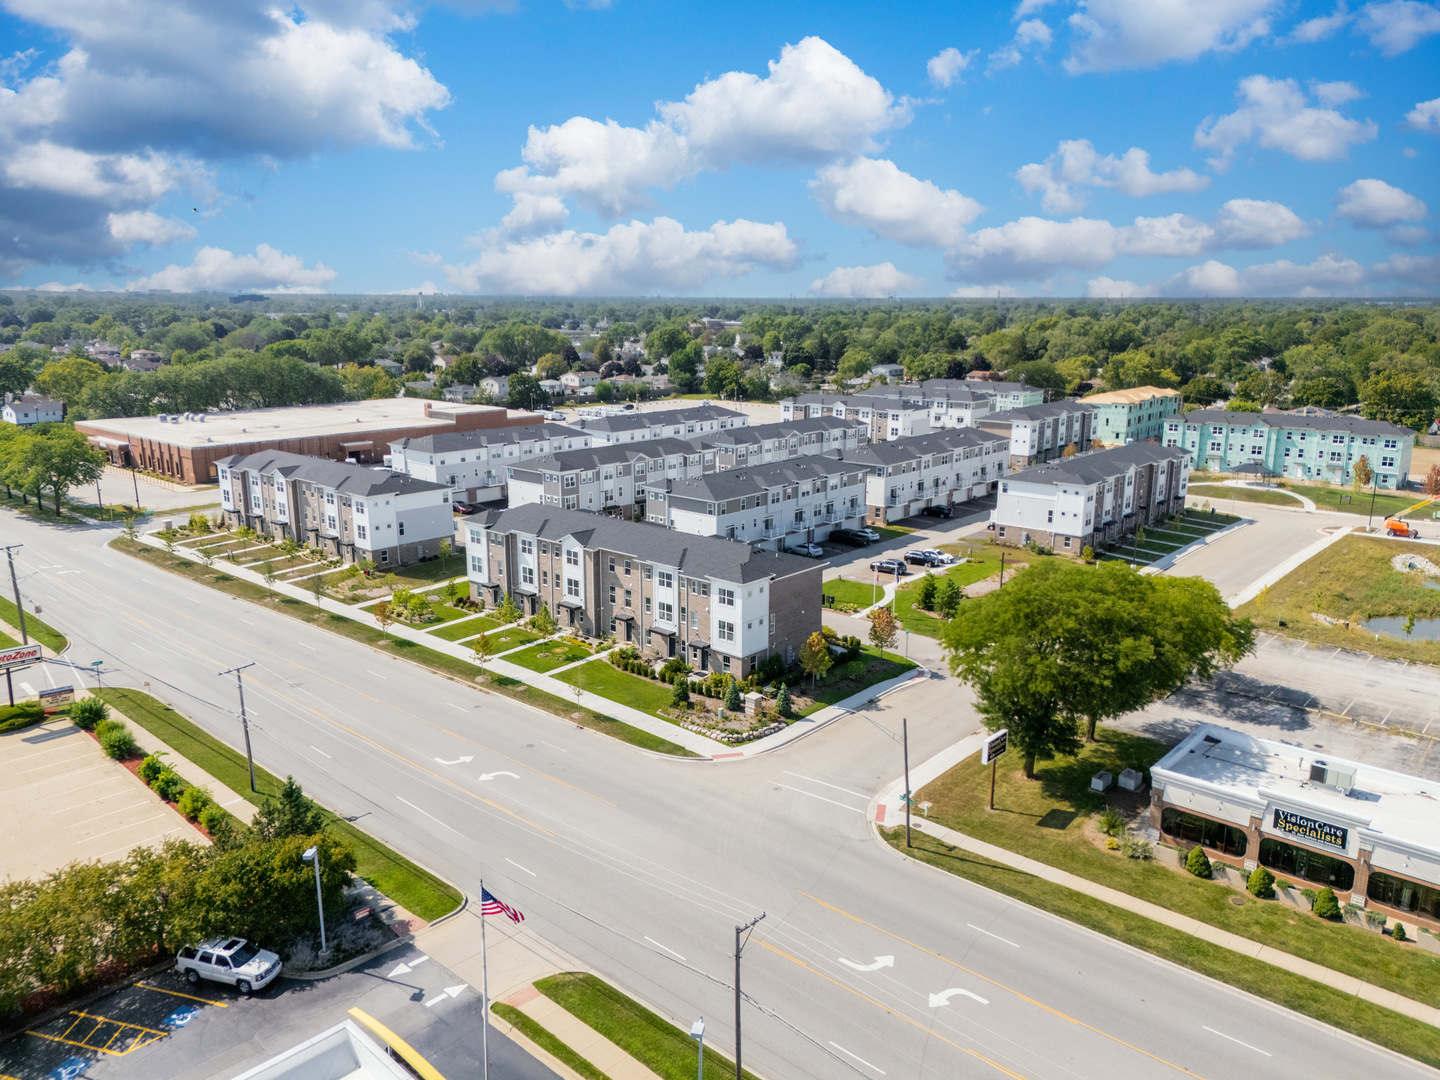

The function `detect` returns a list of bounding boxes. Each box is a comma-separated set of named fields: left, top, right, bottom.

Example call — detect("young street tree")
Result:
left=373, top=600, right=394, bottom=640
left=1352, top=454, right=1374, bottom=491
left=942, top=560, right=1254, bottom=775
left=471, top=633, right=496, bottom=675
left=799, top=630, right=832, bottom=688
left=868, top=606, right=899, bottom=660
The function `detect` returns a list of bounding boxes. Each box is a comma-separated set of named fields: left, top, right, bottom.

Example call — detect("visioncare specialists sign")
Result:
left=1272, top=807, right=1348, bottom=850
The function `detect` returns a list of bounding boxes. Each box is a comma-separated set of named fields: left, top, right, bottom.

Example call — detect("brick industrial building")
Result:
left=76, top=399, right=540, bottom=486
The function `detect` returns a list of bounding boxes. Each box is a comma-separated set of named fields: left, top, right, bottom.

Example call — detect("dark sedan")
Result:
left=869, top=558, right=909, bottom=575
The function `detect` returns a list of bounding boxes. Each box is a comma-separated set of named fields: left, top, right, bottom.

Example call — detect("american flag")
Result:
left=481, top=887, right=524, bottom=924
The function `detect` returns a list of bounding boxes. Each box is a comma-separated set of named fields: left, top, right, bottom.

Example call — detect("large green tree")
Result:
left=8, top=425, right=107, bottom=514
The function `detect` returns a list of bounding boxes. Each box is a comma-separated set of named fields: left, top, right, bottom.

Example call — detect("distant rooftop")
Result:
left=1082, top=386, right=1181, bottom=405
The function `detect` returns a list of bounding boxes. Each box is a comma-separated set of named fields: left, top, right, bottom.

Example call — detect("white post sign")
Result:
left=981, top=728, right=1008, bottom=765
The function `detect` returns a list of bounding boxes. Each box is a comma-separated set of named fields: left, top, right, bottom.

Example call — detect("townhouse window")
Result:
left=690, top=610, right=699, bottom=629
left=624, top=560, right=631, bottom=575
left=325, top=492, right=335, bottom=505
left=520, top=538, right=534, bottom=555
left=522, top=566, right=535, bottom=586
left=644, top=566, right=652, bottom=580
left=469, top=554, right=483, bottom=573
left=491, top=533, right=502, bottom=545
left=624, top=588, right=632, bottom=607
left=1382, top=456, right=1396, bottom=468
left=658, top=601, right=673, bottom=622
left=1384, top=439, right=1398, bottom=449
left=718, top=620, right=735, bottom=642
left=379, top=549, right=389, bottom=564
left=539, top=542, right=548, bottom=556
left=718, top=588, right=735, bottom=607
left=609, top=556, right=616, bottom=572
left=1047, top=510, right=1053, bottom=523
left=644, top=597, right=652, bottom=613
left=541, top=570, right=548, bottom=586
left=657, top=570, right=672, bottom=588
left=397, top=520, right=405, bottom=536
left=355, top=502, right=366, bottom=516
left=697, top=583, right=709, bottom=598
left=357, top=525, right=367, bottom=540
left=609, top=585, right=616, bottom=603
left=722, top=655, right=732, bottom=672
left=566, top=578, right=580, bottom=598
left=566, top=548, right=579, bottom=567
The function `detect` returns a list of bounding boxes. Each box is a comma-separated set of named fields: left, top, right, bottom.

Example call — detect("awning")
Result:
left=1231, top=461, right=1278, bottom=479
left=558, top=598, right=584, bottom=609
left=339, top=440, right=374, bottom=449
left=613, top=612, right=635, bottom=622
left=87, top=436, right=130, bottom=449
left=649, top=625, right=676, bottom=637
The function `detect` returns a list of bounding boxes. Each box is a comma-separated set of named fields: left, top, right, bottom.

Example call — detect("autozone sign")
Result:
left=0, top=643, right=42, bottom=671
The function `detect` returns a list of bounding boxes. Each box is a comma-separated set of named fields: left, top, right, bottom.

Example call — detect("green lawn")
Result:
left=822, top=576, right=887, bottom=609
left=489, top=625, right=544, bottom=652
left=800, top=647, right=917, bottom=715
left=0, top=628, right=17, bottom=648
left=891, top=550, right=1016, bottom=638
left=554, top=660, right=675, bottom=716
left=1188, top=483, right=1304, bottom=507
left=93, top=687, right=463, bottom=922
left=867, top=524, right=916, bottom=543
left=0, top=596, right=67, bottom=653
left=536, top=974, right=759, bottom=1080
left=1177, top=508, right=1243, bottom=529
left=491, top=1003, right=612, bottom=1080
left=506, top=639, right=596, bottom=673
left=114, top=539, right=696, bottom=757
left=915, top=725, right=1440, bottom=1008
left=1236, top=533, right=1440, bottom=664
left=886, top=830, right=1440, bottom=1071
left=427, top=614, right=501, bottom=641
left=1289, top=483, right=1430, bottom=518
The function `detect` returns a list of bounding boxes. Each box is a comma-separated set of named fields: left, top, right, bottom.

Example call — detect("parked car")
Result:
left=904, top=550, right=942, bottom=567
left=855, top=527, right=881, bottom=541
left=869, top=558, right=909, bottom=575
left=829, top=529, right=871, bottom=547
left=452, top=501, right=477, bottom=515
left=789, top=542, right=823, bottom=558
left=919, top=548, right=956, bottom=564
left=921, top=504, right=954, bottom=518
left=176, top=938, right=281, bottom=995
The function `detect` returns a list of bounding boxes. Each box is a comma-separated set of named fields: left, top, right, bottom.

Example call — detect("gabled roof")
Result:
left=1181, top=409, right=1414, bottom=439
left=978, top=400, right=1094, bottom=423
left=652, top=455, right=859, bottom=502
left=217, top=450, right=448, bottom=497
left=691, top=415, right=863, bottom=449
left=489, top=504, right=815, bottom=583
left=843, top=427, right=999, bottom=467
left=391, top=422, right=583, bottom=455
left=1006, top=441, right=1190, bottom=488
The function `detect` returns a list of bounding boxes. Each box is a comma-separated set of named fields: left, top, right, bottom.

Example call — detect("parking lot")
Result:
left=0, top=945, right=559, bottom=1080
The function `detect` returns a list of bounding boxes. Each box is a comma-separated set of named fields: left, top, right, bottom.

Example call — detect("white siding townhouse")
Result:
left=463, top=504, right=821, bottom=675
left=780, top=392, right=932, bottom=441
left=847, top=428, right=1011, bottom=524
left=978, top=400, right=1095, bottom=470
left=506, top=439, right=702, bottom=519
left=643, top=456, right=868, bottom=549
left=690, top=416, right=866, bottom=471
left=388, top=422, right=591, bottom=504
left=218, top=450, right=453, bottom=567
left=575, top=404, right=749, bottom=445
left=993, top=442, right=1191, bottom=554
left=1165, top=409, right=1415, bottom=488
left=2, top=395, right=64, bottom=426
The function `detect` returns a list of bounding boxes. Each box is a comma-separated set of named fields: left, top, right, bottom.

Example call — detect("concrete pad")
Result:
left=0, top=718, right=201, bottom=881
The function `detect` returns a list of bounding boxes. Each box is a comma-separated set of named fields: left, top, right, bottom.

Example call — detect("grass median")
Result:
left=885, top=828, right=1440, bottom=1070
left=490, top=1002, right=613, bottom=1080
left=113, top=537, right=695, bottom=757
left=536, top=973, right=760, bottom=1080
left=93, top=687, right=463, bottom=922
left=1188, top=484, right=1303, bottom=508
left=0, top=595, right=68, bottom=653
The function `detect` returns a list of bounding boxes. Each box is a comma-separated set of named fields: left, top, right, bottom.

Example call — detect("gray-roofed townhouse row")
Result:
left=844, top=427, right=1011, bottom=524
left=689, top=415, right=866, bottom=470
left=218, top=450, right=454, bottom=567
left=992, top=441, right=1191, bottom=554
left=387, top=422, right=594, bottom=503
left=780, top=378, right=1047, bottom=441
left=572, top=404, right=748, bottom=445
left=977, top=399, right=1094, bottom=470
left=1165, top=409, right=1415, bottom=488
left=505, top=438, right=702, bottom=520
left=462, top=504, right=821, bottom=676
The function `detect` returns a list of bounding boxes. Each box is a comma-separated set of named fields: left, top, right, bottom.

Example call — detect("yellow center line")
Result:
left=136, top=981, right=228, bottom=1006
left=756, top=938, right=1031, bottom=1080
left=800, top=891, right=1206, bottom=1079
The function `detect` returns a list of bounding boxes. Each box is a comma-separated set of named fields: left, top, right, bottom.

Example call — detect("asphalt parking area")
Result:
left=0, top=971, right=239, bottom=1079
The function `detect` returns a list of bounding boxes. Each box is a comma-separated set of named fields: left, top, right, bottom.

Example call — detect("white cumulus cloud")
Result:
left=947, top=216, right=1119, bottom=280
left=124, top=244, right=337, bottom=292
left=989, top=19, right=1053, bottom=70
left=1194, top=75, right=1378, bottom=169
left=1406, top=97, right=1440, bottom=135
left=1355, top=0, right=1440, bottom=54
left=442, top=217, right=800, bottom=295
left=809, top=158, right=983, bottom=247
left=1083, top=277, right=1158, bottom=297
left=1334, top=179, right=1428, bottom=226
left=927, top=47, right=977, bottom=87
left=1016, top=138, right=1210, bottom=213
left=1064, top=0, right=1280, bottom=73
left=106, top=210, right=197, bottom=246
left=810, top=262, right=925, bottom=298
left=1287, top=3, right=1352, bottom=43
left=1116, top=199, right=1309, bottom=255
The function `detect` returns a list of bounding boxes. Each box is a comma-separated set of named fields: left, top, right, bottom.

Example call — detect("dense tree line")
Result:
left=0, top=423, right=105, bottom=513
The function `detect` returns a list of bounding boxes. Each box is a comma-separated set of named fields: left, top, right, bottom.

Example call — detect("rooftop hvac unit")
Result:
left=157, top=414, right=168, bottom=422
left=1308, top=760, right=1357, bottom=794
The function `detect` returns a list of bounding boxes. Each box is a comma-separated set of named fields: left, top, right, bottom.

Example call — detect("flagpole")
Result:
left=481, top=882, right=490, bottom=1080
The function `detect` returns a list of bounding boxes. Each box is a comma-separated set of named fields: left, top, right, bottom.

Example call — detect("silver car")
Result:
left=790, top=542, right=823, bottom=557
left=176, top=937, right=282, bottom=994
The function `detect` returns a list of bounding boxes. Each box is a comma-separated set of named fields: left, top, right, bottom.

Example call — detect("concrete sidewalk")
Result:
left=872, top=736, right=1440, bottom=1031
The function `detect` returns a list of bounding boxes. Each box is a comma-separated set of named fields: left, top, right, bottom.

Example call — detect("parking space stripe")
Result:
left=137, top=981, right=228, bottom=1006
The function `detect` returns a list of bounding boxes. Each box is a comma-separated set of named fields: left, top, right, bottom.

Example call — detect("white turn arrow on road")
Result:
left=838, top=955, right=894, bottom=972
left=929, top=987, right=989, bottom=1007
left=434, top=756, right=474, bottom=765
left=479, top=771, right=521, bottom=781
left=425, top=985, right=469, bottom=1008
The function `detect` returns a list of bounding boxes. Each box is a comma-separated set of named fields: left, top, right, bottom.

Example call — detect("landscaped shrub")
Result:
left=776, top=682, right=792, bottom=718
left=0, top=701, right=45, bottom=733
left=96, top=719, right=139, bottom=760
left=1392, top=922, right=1407, bottom=941
left=198, top=802, right=231, bottom=836
left=670, top=681, right=690, bottom=707
left=69, top=697, right=109, bottom=731
left=1120, top=835, right=1152, bottom=860
left=1096, top=808, right=1126, bottom=837
left=137, top=753, right=166, bottom=783
left=1312, top=886, right=1340, bottom=919
left=838, top=660, right=866, bottom=680
left=1185, top=846, right=1213, bottom=878
left=723, top=678, right=742, bottom=711
left=1247, top=866, right=1275, bottom=898
left=915, top=574, right=937, bottom=611
left=177, top=785, right=215, bottom=821
left=151, top=767, right=184, bottom=803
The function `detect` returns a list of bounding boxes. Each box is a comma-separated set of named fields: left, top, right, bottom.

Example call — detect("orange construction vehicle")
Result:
left=1384, top=495, right=1437, bottom=537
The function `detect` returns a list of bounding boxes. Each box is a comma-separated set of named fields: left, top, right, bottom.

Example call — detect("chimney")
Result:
left=423, top=402, right=432, bottom=418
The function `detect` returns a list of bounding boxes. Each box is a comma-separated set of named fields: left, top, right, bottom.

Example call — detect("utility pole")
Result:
left=1367, top=473, right=1380, bottom=532
left=734, top=912, right=766, bottom=1080
left=219, top=662, right=258, bottom=791
left=903, top=716, right=912, bottom=848
left=998, top=550, right=1006, bottom=590
left=3, top=545, right=29, bottom=643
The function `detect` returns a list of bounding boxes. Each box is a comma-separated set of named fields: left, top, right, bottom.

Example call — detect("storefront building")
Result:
left=1151, top=725, right=1440, bottom=930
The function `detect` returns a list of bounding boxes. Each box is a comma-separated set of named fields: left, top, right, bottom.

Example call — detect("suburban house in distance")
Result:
left=643, top=456, right=869, bottom=548
left=993, top=441, right=1191, bottom=553
left=76, top=399, right=539, bottom=485
left=574, top=404, right=748, bottom=445
left=978, top=400, right=1094, bottom=470
left=846, top=428, right=1011, bottom=524
left=1152, top=724, right=1440, bottom=934
left=1082, top=386, right=1183, bottom=444
left=463, top=504, right=821, bottom=675
left=1, top=394, right=64, bottom=426
left=506, top=439, right=701, bottom=519
left=218, top=451, right=454, bottom=566
left=1166, top=409, right=1415, bottom=488
left=388, top=422, right=592, bottom=504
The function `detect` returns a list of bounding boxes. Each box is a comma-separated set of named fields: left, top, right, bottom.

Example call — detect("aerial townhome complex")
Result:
left=388, top=422, right=593, bottom=504
left=846, top=428, right=1011, bottom=524
left=506, top=439, right=701, bottom=519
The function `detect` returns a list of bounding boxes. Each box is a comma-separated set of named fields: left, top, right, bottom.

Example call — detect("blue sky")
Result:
left=0, top=0, right=1437, bottom=297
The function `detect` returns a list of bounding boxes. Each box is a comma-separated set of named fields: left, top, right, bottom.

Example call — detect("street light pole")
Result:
left=690, top=1018, right=705, bottom=1080
left=903, top=716, right=912, bottom=848
left=218, top=662, right=258, bottom=791
left=734, top=912, right=766, bottom=1080
left=303, top=845, right=328, bottom=954
left=3, top=545, right=29, bottom=644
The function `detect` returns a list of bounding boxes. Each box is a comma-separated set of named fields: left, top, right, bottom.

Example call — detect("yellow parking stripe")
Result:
left=27, top=1010, right=169, bottom=1055
left=137, top=981, right=229, bottom=1006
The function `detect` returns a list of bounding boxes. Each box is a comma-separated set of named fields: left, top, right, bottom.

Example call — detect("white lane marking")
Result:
left=310, top=746, right=331, bottom=759
left=296, top=642, right=316, bottom=650
left=1202, top=1026, right=1271, bottom=1056
left=966, top=923, right=1020, bottom=948
left=644, top=937, right=686, bottom=961
left=929, top=987, right=988, bottom=1006
left=435, top=756, right=474, bottom=765
left=396, top=796, right=468, bottom=836
left=541, top=741, right=568, bottom=753
left=782, top=770, right=868, bottom=799
left=447, top=703, right=466, bottom=711
left=19, top=682, right=35, bottom=697
left=366, top=670, right=387, bottom=679
left=237, top=618, right=254, bottom=626
left=829, top=1042, right=885, bottom=1075
left=838, top=955, right=893, bottom=972
left=776, top=784, right=865, bottom=814
left=478, top=771, right=520, bottom=782
left=129, top=641, right=151, bottom=653
left=388, top=962, right=412, bottom=977
left=505, top=858, right=536, bottom=876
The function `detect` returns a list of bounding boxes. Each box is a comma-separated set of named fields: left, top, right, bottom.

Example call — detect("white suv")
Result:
left=176, top=938, right=281, bottom=994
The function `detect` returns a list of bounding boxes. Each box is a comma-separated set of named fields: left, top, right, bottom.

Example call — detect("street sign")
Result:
left=0, top=643, right=42, bottom=672
left=981, top=728, right=1009, bottom=765
left=38, top=685, right=74, bottom=707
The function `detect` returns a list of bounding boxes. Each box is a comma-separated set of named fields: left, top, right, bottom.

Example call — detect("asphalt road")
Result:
left=5, top=512, right=1436, bottom=1080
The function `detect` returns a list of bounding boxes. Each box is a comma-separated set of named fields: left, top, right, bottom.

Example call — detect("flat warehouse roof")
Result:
left=78, top=400, right=521, bottom=448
